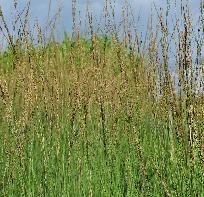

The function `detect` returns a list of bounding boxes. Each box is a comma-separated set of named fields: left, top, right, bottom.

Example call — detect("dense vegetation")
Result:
left=0, top=0, right=204, bottom=196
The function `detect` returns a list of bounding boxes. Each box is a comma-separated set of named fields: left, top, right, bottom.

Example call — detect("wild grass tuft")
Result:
left=0, top=0, right=204, bottom=196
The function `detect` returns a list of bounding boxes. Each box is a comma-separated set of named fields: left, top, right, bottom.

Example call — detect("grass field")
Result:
left=0, top=0, right=204, bottom=196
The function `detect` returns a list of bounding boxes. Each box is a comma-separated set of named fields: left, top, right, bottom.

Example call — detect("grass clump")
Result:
left=0, top=0, right=204, bottom=196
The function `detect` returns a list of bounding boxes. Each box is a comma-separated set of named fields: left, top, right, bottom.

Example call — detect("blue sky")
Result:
left=0, top=0, right=201, bottom=41
left=0, top=0, right=158, bottom=32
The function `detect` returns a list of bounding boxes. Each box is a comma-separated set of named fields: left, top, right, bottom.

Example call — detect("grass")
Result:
left=0, top=0, right=204, bottom=196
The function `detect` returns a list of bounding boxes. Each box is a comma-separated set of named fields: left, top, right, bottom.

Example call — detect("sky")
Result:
left=0, top=0, right=158, bottom=33
left=0, top=0, right=202, bottom=41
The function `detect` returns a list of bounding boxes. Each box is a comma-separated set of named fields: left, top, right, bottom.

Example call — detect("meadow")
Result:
left=0, top=0, right=204, bottom=196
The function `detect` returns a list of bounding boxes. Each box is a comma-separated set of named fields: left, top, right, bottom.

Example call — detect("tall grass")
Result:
left=0, top=0, right=204, bottom=196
